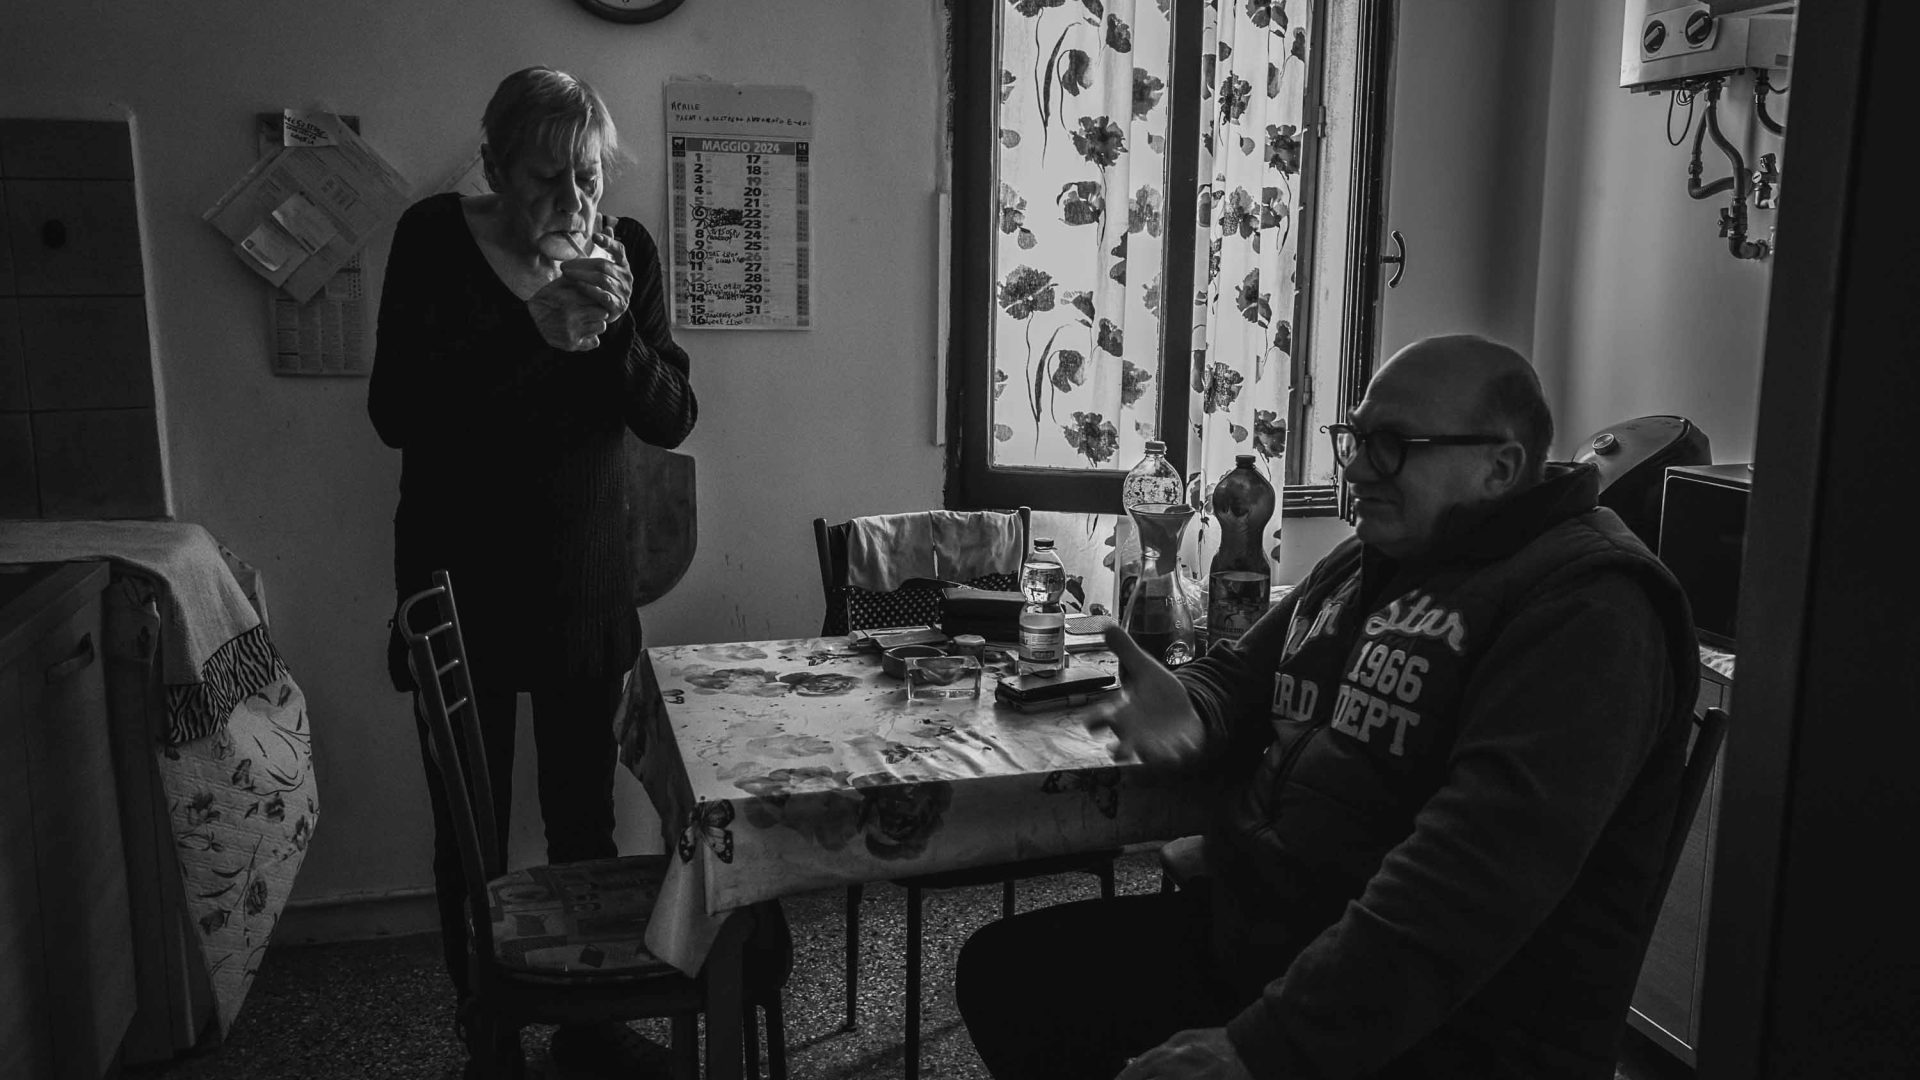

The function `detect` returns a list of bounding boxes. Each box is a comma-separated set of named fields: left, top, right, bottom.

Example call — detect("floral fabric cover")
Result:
left=99, top=552, right=317, bottom=1040
left=612, top=636, right=1208, bottom=974
left=160, top=673, right=316, bottom=1034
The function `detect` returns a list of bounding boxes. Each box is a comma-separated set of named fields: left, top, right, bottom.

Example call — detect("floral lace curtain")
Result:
left=987, top=0, right=1312, bottom=609
left=991, top=0, right=1173, bottom=470
left=1191, top=0, right=1309, bottom=564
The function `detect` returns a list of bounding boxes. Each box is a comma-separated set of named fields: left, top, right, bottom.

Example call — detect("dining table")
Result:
left=610, top=634, right=1211, bottom=1078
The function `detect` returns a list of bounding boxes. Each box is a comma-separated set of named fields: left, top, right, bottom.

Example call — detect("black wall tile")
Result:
left=0, top=120, right=135, bottom=181
left=0, top=182, right=13, bottom=294
left=3, top=180, right=145, bottom=297
left=0, top=412, right=36, bottom=518
left=30, top=408, right=165, bottom=520
left=17, top=297, right=152, bottom=410
left=0, top=300, right=25, bottom=412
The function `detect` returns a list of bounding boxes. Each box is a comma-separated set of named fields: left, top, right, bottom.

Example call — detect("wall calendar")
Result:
left=664, top=81, right=812, bottom=330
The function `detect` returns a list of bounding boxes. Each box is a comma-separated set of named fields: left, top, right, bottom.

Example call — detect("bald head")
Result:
left=1373, top=334, right=1553, bottom=483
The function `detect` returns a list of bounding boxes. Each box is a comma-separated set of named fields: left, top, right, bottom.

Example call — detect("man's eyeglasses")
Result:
left=1323, top=423, right=1508, bottom=480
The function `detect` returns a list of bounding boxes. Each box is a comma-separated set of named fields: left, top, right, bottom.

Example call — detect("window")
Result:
left=944, top=0, right=1395, bottom=517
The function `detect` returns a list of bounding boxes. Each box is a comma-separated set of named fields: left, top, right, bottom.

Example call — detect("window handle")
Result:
left=1382, top=229, right=1407, bottom=288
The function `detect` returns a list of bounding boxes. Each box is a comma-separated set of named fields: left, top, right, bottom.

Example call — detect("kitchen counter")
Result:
left=2, top=530, right=318, bottom=1060
left=0, top=561, right=60, bottom=610
left=0, top=556, right=134, bottom=1080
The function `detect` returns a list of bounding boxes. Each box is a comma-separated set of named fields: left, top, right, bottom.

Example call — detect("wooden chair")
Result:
left=811, top=509, right=1116, bottom=1080
left=398, top=570, right=789, bottom=1080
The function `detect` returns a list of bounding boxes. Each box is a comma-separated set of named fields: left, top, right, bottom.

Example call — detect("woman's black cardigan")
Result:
left=370, top=193, right=697, bottom=691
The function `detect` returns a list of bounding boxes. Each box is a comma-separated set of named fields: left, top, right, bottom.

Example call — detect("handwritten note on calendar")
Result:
left=664, top=82, right=812, bottom=330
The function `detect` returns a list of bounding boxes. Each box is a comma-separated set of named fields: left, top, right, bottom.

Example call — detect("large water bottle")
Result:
left=1206, top=454, right=1277, bottom=648
left=1115, top=440, right=1184, bottom=615
left=1018, top=537, right=1067, bottom=676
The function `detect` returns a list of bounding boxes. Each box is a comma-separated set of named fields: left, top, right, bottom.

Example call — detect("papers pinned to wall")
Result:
left=219, top=111, right=411, bottom=376
left=664, top=81, right=813, bottom=330
left=267, top=252, right=368, bottom=378
left=204, top=109, right=411, bottom=305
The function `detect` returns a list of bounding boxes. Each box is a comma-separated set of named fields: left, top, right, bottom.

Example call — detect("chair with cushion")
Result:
left=398, top=570, right=789, bottom=1080
left=813, top=506, right=1031, bottom=638
left=811, top=508, right=1117, bottom=1080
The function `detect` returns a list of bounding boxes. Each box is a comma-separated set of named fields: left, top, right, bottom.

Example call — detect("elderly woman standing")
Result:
left=368, top=67, right=694, bottom=1076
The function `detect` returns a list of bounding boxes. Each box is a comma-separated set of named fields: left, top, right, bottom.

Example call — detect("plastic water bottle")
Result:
left=1122, top=439, right=1184, bottom=508
left=1206, top=454, right=1277, bottom=648
left=1019, top=538, right=1067, bottom=676
left=1115, top=440, right=1184, bottom=615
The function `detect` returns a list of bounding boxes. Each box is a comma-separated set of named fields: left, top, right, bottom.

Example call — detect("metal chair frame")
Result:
left=398, top=570, right=787, bottom=1080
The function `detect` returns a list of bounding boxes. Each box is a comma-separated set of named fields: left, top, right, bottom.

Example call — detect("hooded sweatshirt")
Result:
left=1177, top=462, right=1700, bottom=1078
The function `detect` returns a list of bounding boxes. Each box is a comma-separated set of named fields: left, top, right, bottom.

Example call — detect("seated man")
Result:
left=956, top=334, right=1699, bottom=1079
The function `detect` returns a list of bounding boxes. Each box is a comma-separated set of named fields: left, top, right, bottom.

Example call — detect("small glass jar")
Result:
left=952, top=634, right=987, bottom=660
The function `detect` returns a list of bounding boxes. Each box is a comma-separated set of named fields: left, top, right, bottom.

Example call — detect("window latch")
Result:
left=1381, top=229, right=1407, bottom=288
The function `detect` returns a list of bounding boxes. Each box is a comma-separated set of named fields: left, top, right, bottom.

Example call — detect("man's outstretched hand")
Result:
left=1086, top=626, right=1206, bottom=769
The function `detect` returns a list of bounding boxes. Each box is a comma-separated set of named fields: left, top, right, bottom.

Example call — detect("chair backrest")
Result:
left=1653, top=705, right=1730, bottom=911
left=811, top=507, right=1031, bottom=637
left=395, top=570, right=502, bottom=976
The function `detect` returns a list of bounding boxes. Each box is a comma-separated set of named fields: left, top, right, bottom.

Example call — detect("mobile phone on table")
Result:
left=994, top=667, right=1118, bottom=708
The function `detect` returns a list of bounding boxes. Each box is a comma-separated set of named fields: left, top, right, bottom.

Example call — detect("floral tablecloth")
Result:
left=612, top=637, right=1207, bottom=974
left=1699, top=642, right=1735, bottom=685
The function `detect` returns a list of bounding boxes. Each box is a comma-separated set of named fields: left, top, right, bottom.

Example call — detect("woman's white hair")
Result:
left=481, top=66, right=625, bottom=174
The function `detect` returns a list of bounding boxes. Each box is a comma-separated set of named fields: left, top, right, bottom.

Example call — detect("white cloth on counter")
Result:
left=845, top=510, right=1023, bottom=591
left=0, top=520, right=284, bottom=743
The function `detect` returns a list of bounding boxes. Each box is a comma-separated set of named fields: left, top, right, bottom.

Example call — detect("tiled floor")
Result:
left=129, top=852, right=1695, bottom=1079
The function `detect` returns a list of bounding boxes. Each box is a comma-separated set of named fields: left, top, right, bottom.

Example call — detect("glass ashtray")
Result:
left=904, top=654, right=983, bottom=702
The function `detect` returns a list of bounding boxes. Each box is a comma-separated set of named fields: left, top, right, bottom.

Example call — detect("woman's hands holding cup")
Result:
left=528, top=215, right=633, bottom=352
left=528, top=280, right=610, bottom=352
left=563, top=216, right=632, bottom=322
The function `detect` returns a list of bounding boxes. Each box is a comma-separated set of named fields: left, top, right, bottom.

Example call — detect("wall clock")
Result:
left=573, top=0, right=686, bottom=24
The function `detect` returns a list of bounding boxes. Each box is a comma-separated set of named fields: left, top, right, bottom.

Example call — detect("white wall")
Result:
left=1381, top=0, right=1771, bottom=463
left=1531, top=0, right=1776, bottom=460
left=1, top=0, right=949, bottom=910
left=1381, top=0, right=1558, bottom=360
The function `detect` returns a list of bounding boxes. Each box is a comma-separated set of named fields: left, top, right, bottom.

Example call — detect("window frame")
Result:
left=1328, top=0, right=1397, bottom=521
left=943, top=0, right=1397, bottom=519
